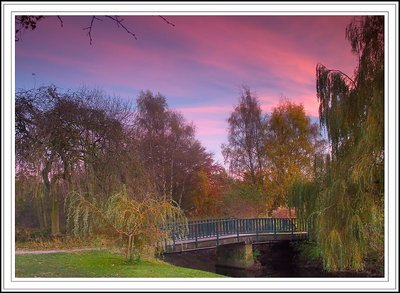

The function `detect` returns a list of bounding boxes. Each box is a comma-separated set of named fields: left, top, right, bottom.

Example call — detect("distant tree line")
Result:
left=15, top=87, right=223, bottom=241
left=15, top=83, right=321, bottom=242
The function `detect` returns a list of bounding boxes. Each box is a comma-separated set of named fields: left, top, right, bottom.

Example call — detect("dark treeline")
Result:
left=15, top=84, right=320, bottom=239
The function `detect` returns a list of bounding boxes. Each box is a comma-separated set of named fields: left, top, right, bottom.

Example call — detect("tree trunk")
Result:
left=51, top=192, right=60, bottom=236
left=41, top=196, right=48, bottom=229
left=126, top=234, right=134, bottom=261
left=35, top=196, right=48, bottom=230
left=162, top=161, right=167, bottom=202
left=169, top=152, right=174, bottom=202
left=42, top=160, right=60, bottom=236
left=178, top=172, right=188, bottom=208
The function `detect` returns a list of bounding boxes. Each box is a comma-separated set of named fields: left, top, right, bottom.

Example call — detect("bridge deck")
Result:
left=164, top=231, right=308, bottom=253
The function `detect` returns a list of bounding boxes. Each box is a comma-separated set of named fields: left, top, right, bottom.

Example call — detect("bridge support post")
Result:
left=216, top=242, right=254, bottom=269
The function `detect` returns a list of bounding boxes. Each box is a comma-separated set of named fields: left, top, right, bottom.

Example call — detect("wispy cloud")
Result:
left=175, top=105, right=233, bottom=114
left=16, top=15, right=358, bottom=159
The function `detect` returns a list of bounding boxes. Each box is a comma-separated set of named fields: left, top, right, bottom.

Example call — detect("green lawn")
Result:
left=15, top=250, right=226, bottom=278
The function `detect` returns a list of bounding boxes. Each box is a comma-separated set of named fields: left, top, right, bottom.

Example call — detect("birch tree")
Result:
left=222, top=86, right=267, bottom=185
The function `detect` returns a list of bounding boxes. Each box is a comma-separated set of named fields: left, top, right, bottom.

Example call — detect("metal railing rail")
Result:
left=165, top=217, right=308, bottom=250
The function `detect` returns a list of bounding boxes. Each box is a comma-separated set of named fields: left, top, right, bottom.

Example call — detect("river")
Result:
left=162, top=241, right=383, bottom=278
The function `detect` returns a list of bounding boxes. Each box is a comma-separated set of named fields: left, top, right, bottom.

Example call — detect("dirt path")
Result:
left=15, top=247, right=102, bottom=255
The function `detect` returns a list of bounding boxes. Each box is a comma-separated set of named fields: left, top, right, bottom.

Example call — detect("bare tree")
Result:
left=222, top=86, right=267, bottom=185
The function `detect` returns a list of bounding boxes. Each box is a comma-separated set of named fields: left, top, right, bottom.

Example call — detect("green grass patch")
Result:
left=16, top=250, right=226, bottom=278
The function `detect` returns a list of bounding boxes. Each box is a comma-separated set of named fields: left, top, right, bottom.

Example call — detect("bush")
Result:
left=291, top=240, right=322, bottom=264
left=15, top=227, right=51, bottom=242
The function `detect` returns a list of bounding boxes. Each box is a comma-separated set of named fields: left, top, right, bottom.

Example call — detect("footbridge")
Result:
left=163, top=217, right=308, bottom=253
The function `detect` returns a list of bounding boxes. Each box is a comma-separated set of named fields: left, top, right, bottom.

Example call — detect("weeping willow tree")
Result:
left=289, top=16, right=384, bottom=272
left=66, top=188, right=187, bottom=261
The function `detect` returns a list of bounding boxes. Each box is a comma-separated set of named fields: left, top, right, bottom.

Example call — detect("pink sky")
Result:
left=16, top=15, right=358, bottom=164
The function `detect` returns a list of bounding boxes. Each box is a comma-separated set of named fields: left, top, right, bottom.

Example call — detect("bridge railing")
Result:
left=167, top=217, right=306, bottom=242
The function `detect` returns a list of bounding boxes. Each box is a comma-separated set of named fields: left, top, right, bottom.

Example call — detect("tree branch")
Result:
left=306, top=204, right=335, bottom=222
left=327, top=69, right=356, bottom=87
left=105, top=16, right=137, bottom=40
left=76, top=192, right=128, bottom=236
left=159, top=16, right=175, bottom=27
left=17, top=15, right=171, bottom=44
left=83, top=16, right=102, bottom=45
left=57, top=16, right=64, bottom=28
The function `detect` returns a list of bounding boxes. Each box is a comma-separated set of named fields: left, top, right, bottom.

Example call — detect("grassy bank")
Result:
left=15, top=250, right=226, bottom=278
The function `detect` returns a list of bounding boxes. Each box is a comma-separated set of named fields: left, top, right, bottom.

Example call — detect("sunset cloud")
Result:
left=16, top=15, right=358, bottom=161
